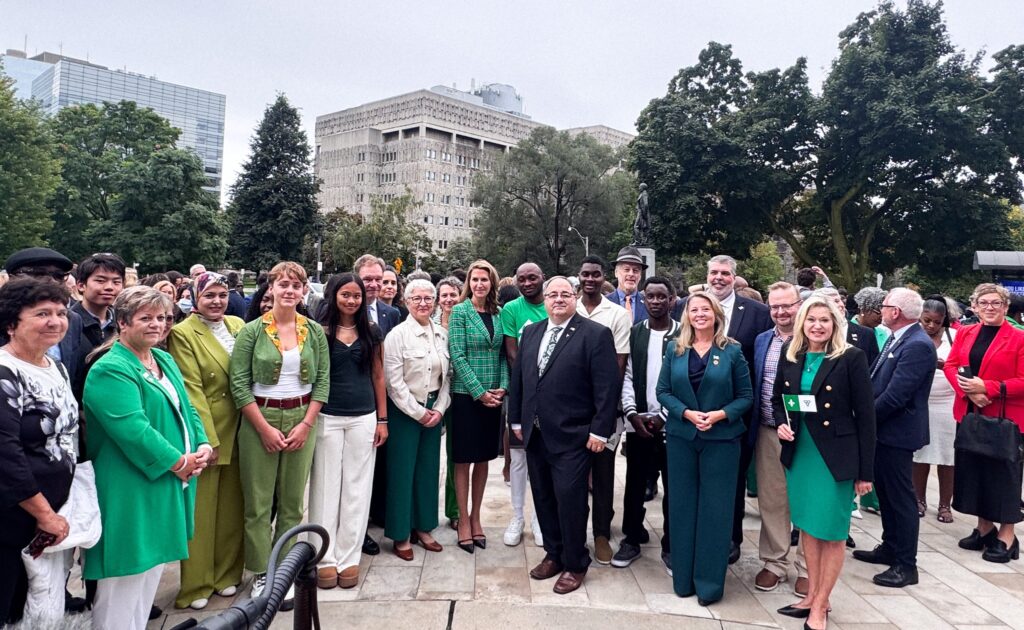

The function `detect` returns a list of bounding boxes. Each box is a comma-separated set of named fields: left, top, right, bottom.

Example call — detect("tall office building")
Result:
left=315, top=83, right=633, bottom=251
left=3, top=49, right=225, bottom=195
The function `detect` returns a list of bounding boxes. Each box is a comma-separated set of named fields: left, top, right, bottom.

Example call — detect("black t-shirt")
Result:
left=322, top=326, right=383, bottom=417
left=969, top=324, right=1000, bottom=375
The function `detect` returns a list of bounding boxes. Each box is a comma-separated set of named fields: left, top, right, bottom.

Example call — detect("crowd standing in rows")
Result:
left=1, top=245, right=1023, bottom=630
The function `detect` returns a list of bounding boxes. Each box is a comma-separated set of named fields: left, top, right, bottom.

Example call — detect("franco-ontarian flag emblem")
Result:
left=782, top=394, right=818, bottom=413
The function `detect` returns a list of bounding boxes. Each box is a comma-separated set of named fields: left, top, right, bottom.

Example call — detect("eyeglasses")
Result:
left=881, top=304, right=898, bottom=310
left=976, top=300, right=1005, bottom=309
left=13, top=268, right=70, bottom=282
left=768, top=301, right=800, bottom=312
left=408, top=296, right=435, bottom=305
left=544, top=292, right=576, bottom=301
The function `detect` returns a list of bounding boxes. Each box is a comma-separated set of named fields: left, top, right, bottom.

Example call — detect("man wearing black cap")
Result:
left=3, top=248, right=84, bottom=391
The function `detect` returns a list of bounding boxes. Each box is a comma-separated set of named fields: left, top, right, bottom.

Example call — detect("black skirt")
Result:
left=952, top=425, right=1024, bottom=524
left=451, top=393, right=502, bottom=464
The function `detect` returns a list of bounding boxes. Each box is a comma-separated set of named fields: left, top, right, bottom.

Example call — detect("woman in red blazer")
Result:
left=943, top=283, right=1024, bottom=564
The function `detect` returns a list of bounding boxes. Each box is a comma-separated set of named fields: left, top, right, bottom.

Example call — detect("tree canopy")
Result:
left=0, top=70, right=61, bottom=260
left=227, top=94, right=320, bottom=271
left=322, top=193, right=431, bottom=274
left=631, top=0, right=1023, bottom=289
left=473, top=126, right=633, bottom=275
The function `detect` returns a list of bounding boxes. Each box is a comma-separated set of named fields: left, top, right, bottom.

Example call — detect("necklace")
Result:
left=339, top=324, right=357, bottom=330
left=4, top=345, right=48, bottom=368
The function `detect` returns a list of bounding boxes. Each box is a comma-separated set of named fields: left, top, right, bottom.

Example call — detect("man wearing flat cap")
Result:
left=3, top=248, right=84, bottom=391
left=607, top=246, right=648, bottom=324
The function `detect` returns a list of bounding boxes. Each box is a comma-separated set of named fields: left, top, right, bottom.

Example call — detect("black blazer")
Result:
left=772, top=346, right=876, bottom=482
left=375, top=302, right=402, bottom=336
left=847, top=322, right=879, bottom=366
left=727, top=295, right=773, bottom=368
left=508, top=314, right=620, bottom=455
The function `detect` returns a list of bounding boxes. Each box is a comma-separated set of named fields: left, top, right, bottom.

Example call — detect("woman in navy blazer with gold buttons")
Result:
left=772, top=296, right=875, bottom=629
left=657, top=291, right=753, bottom=606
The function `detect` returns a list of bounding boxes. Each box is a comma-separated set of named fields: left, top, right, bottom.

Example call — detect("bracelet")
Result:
left=172, top=456, right=188, bottom=473
left=377, top=418, right=388, bottom=425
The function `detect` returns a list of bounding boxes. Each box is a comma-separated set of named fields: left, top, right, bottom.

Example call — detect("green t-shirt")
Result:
left=500, top=296, right=548, bottom=340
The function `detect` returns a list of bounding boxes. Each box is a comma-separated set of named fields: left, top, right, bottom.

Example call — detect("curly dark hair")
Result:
left=0, top=277, right=71, bottom=338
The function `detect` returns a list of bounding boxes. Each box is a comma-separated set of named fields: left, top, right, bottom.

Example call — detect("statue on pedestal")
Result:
left=632, top=183, right=650, bottom=247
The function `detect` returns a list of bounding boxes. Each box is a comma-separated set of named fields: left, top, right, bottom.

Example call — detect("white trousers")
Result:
left=510, top=447, right=529, bottom=520
left=308, top=411, right=377, bottom=571
left=92, top=564, right=163, bottom=630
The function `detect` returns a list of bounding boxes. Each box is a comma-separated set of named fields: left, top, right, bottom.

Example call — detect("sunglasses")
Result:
left=14, top=267, right=70, bottom=282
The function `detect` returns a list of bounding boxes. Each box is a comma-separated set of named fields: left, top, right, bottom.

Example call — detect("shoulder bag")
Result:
left=954, top=382, right=1023, bottom=462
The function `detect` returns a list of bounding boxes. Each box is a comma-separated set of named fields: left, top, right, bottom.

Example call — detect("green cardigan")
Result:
left=229, top=313, right=330, bottom=408
left=448, top=300, right=508, bottom=398
left=83, top=342, right=208, bottom=579
left=167, top=314, right=245, bottom=464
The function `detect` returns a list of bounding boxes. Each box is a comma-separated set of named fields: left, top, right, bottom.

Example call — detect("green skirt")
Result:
left=786, top=426, right=854, bottom=542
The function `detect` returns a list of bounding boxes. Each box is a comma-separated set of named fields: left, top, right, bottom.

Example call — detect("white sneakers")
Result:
left=532, top=514, right=544, bottom=547
left=217, top=584, right=238, bottom=597
left=504, top=516, right=525, bottom=546
left=188, top=598, right=209, bottom=610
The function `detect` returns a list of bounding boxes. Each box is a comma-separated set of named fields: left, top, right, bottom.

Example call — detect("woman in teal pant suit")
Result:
left=657, top=291, right=753, bottom=606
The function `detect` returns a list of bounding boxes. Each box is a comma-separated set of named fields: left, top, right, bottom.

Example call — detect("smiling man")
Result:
left=607, top=246, right=648, bottom=323
left=71, top=253, right=126, bottom=396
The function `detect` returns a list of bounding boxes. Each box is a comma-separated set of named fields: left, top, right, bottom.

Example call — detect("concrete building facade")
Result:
left=315, top=84, right=633, bottom=251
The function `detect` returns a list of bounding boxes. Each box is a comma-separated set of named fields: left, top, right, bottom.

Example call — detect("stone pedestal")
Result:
left=638, top=247, right=656, bottom=279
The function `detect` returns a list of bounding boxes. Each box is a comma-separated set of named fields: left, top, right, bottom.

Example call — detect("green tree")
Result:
left=473, top=127, right=629, bottom=275
left=739, top=241, right=785, bottom=294
left=324, top=193, right=430, bottom=273
left=632, top=1, right=1022, bottom=289
left=47, top=101, right=226, bottom=269
left=227, top=94, right=320, bottom=271
left=0, top=69, right=61, bottom=260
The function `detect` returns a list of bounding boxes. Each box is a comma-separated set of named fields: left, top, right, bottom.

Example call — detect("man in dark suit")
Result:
left=606, top=246, right=648, bottom=323
left=704, top=255, right=772, bottom=563
left=509, top=276, right=620, bottom=594
left=853, top=288, right=936, bottom=587
left=355, top=253, right=402, bottom=555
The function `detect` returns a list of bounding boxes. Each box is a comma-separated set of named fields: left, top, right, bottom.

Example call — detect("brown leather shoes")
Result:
left=754, top=569, right=783, bottom=591
left=594, top=536, right=613, bottom=565
left=553, top=570, right=586, bottom=594
left=411, top=531, right=443, bottom=552
left=529, top=558, right=564, bottom=580
left=338, top=566, right=359, bottom=589
left=393, top=542, right=414, bottom=562
left=794, top=576, right=809, bottom=597
left=317, top=567, right=338, bottom=589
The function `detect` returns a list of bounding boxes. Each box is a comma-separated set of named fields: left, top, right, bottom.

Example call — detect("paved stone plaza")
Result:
left=138, top=451, right=1024, bottom=630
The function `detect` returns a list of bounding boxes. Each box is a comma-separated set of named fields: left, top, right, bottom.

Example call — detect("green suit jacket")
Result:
left=448, top=300, right=508, bottom=398
left=656, top=340, right=753, bottom=441
left=83, top=342, right=208, bottom=579
left=167, top=315, right=245, bottom=465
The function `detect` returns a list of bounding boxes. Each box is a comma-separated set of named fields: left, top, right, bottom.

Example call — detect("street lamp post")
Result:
left=567, top=225, right=589, bottom=257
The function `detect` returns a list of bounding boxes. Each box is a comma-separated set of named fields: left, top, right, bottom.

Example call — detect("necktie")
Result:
left=871, top=334, right=895, bottom=378
left=625, top=294, right=634, bottom=324
left=539, top=326, right=563, bottom=376
left=369, top=303, right=378, bottom=325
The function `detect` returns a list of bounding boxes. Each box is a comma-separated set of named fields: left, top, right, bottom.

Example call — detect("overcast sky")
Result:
left=2, top=0, right=1020, bottom=204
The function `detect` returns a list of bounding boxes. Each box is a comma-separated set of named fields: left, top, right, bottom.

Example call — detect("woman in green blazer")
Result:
left=448, top=260, right=508, bottom=552
left=657, top=291, right=753, bottom=606
left=84, top=286, right=212, bottom=630
left=167, top=272, right=246, bottom=610
left=229, top=262, right=329, bottom=599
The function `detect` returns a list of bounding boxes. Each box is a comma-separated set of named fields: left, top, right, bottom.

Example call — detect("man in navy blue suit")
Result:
left=853, top=288, right=935, bottom=587
left=606, top=246, right=648, bottom=323
left=355, top=253, right=401, bottom=556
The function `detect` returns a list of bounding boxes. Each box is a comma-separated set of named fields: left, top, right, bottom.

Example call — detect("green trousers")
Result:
left=175, top=456, right=245, bottom=607
left=444, top=411, right=459, bottom=522
left=238, top=405, right=317, bottom=573
left=667, top=434, right=741, bottom=603
left=385, top=396, right=442, bottom=541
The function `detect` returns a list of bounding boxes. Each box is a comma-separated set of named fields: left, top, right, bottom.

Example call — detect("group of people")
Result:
left=1, top=244, right=1023, bottom=630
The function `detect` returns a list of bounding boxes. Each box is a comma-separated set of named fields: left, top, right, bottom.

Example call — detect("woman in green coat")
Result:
left=84, top=286, right=212, bottom=630
left=167, top=272, right=246, bottom=610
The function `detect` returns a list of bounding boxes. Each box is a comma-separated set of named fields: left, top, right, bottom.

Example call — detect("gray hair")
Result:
left=353, top=254, right=386, bottom=275
left=406, top=269, right=431, bottom=283
left=854, top=287, right=886, bottom=313
left=543, top=276, right=573, bottom=292
left=404, top=278, right=436, bottom=301
left=707, top=255, right=737, bottom=273
left=887, top=287, right=924, bottom=320
left=114, top=285, right=173, bottom=328
left=813, top=287, right=840, bottom=300
left=437, top=276, right=463, bottom=294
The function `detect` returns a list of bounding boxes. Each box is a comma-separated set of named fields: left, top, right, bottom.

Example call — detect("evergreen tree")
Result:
left=0, top=69, right=61, bottom=260
left=227, top=94, right=320, bottom=271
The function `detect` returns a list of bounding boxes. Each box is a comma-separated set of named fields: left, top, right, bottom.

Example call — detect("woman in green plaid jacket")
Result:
left=449, top=259, right=508, bottom=552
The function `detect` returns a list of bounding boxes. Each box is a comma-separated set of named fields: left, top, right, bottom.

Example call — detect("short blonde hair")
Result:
left=786, top=296, right=850, bottom=363
left=269, top=261, right=307, bottom=285
left=971, top=283, right=1010, bottom=306
left=114, top=286, right=173, bottom=329
left=676, top=291, right=731, bottom=354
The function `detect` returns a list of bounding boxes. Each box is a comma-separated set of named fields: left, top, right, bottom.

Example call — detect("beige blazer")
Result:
left=383, top=317, right=451, bottom=419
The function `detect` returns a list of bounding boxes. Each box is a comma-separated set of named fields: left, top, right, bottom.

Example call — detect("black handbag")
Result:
left=954, top=383, right=1023, bottom=463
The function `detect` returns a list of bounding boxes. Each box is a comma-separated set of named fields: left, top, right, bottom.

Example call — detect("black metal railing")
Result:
left=169, top=524, right=329, bottom=630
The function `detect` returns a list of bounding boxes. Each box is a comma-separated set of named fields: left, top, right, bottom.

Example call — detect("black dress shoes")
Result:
left=777, top=605, right=812, bottom=618
left=362, top=534, right=380, bottom=555
left=698, top=597, right=716, bottom=607
left=983, top=537, right=1020, bottom=563
left=728, top=542, right=740, bottom=565
left=959, top=527, right=998, bottom=551
left=852, top=544, right=895, bottom=565
left=644, top=479, right=658, bottom=502
left=873, top=565, right=919, bottom=588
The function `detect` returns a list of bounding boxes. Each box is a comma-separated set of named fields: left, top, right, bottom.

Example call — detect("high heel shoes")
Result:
left=982, top=536, right=1020, bottom=563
